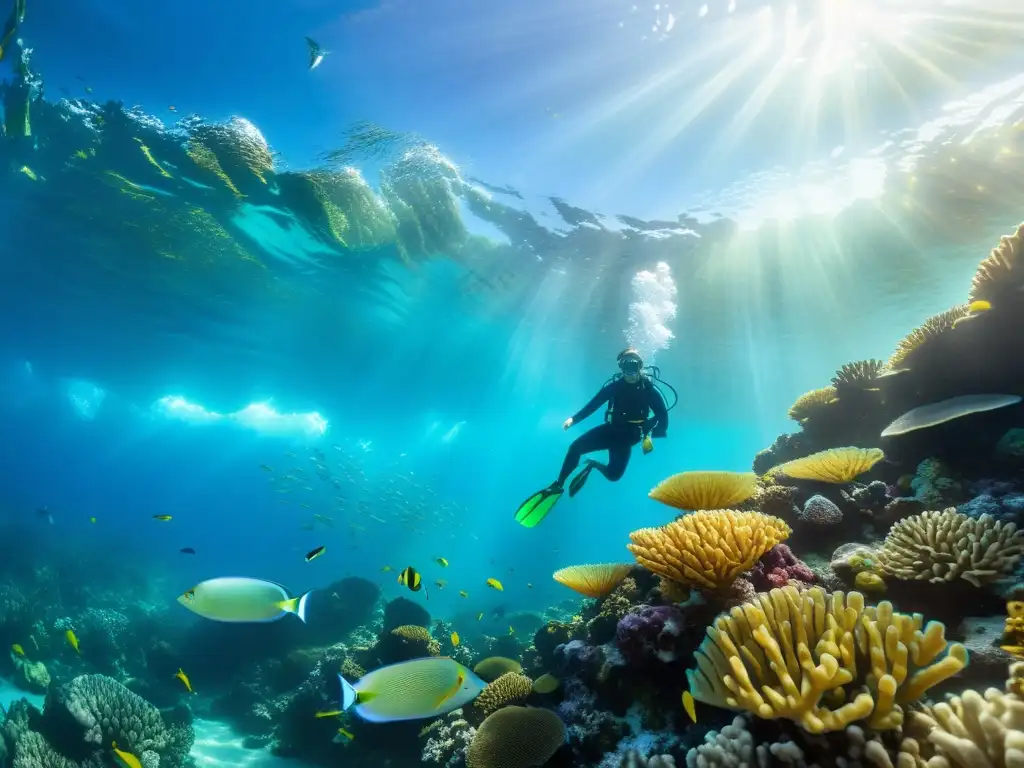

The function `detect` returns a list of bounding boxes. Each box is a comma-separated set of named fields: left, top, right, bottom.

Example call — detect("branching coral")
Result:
left=474, top=672, right=533, bottom=715
left=628, top=510, right=791, bottom=593
left=969, top=222, right=1024, bottom=304
left=788, top=387, right=838, bottom=423
left=686, top=586, right=968, bottom=734
left=421, top=708, right=477, bottom=766
left=887, top=305, right=970, bottom=370
left=466, top=706, right=566, bottom=768
left=831, top=360, right=887, bottom=391
left=684, top=716, right=760, bottom=768
left=877, top=509, right=1024, bottom=587
left=648, top=471, right=758, bottom=512
left=775, top=447, right=885, bottom=484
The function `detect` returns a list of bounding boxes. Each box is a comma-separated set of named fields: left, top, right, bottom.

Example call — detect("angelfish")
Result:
left=305, top=36, right=328, bottom=70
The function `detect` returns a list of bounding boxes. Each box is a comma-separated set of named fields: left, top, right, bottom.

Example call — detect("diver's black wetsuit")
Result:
left=557, top=375, right=669, bottom=486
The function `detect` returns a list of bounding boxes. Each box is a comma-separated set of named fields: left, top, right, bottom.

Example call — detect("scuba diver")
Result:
left=515, top=348, right=674, bottom=527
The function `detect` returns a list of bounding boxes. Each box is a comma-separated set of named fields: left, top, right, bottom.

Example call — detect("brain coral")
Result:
left=466, top=706, right=566, bottom=768
left=628, top=510, right=791, bottom=593
left=474, top=672, right=533, bottom=715
left=687, top=586, right=967, bottom=734
left=877, top=508, right=1024, bottom=587
left=473, top=657, right=523, bottom=682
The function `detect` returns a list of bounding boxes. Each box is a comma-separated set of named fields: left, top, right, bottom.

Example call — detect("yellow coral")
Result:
left=970, top=223, right=1024, bottom=304
left=390, top=625, right=441, bottom=656
left=854, top=571, right=886, bottom=594
left=627, top=510, right=791, bottom=592
left=474, top=672, right=533, bottom=715
left=877, top=509, right=1024, bottom=587
left=887, top=305, right=970, bottom=370
left=466, top=706, right=566, bottom=768
left=648, top=471, right=758, bottom=512
left=788, top=387, right=838, bottom=423
left=775, top=447, right=884, bottom=484
left=473, top=657, right=522, bottom=682
left=552, top=564, right=632, bottom=598
left=687, top=586, right=968, bottom=734
left=531, top=674, right=560, bottom=694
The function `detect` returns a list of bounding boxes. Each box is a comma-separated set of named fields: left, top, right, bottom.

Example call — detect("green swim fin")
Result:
left=515, top=486, right=563, bottom=528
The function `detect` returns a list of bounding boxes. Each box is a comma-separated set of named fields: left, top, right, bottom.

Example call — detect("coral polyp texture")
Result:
left=787, top=386, right=838, bottom=423
left=466, top=706, right=566, bottom=768
left=552, top=563, right=633, bottom=598
left=886, top=304, right=970, bottom=370
left=775, top=446, right=884, bottom=484
left=831, top=359, right=888, bottom=391
left=473, top=672, right=533, bottom=715
left=647, top=471, right=758, bottom=512
left=969, top=222, right=1024, bottom=304
left=877, top=508, right=1024, bottom=587
left=627, top=510, right=791, bottom=593
left=686, top=586, right=968, bottom=734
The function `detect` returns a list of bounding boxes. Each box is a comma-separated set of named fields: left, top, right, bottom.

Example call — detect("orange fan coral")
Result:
left=552, top=563, right=632, bottom=598
left=627, top=510, right=791, bottom=592
left=775, top=447, right=884, bottom=484
left=648, top=471, right=758, bottom=512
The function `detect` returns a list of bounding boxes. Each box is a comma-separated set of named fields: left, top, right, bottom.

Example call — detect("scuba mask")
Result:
left=617, top=348, right=644, bottom=377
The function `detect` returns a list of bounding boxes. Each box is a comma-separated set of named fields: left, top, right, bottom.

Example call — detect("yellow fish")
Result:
left=335, top=727, right=355, bottom=743
left=152, top=515, right=172, bottom=522
left=174, top=668, right=194, bottom=693
left=969, top=300, right=992, bottom=313
left=682, top=690, right=697, bottom=723
left=89, top=517, right=97, bottom=524
left=451, top=631, right=460, bottom=647
left=459, top=591, right=469, bottom=599
left=11, top=643, right=24, bottom=656
left=486, top=578, right=504, bottom=592
left=112, top=742, right=142, bottom=768
left=19, top=166, right=37, bottom=181
left=508, top=626, right=515, bottom=635
left=65, top=629, right=80, bottom=653
left=1008, top=601, right=1024, bottom=619
left=476, top=612, right=483, bottom=621
left=315, top=710, right=343, bottom=718
left=436, top=557, right=448, bottom=568
left=380, top=565, right=393, bottom=572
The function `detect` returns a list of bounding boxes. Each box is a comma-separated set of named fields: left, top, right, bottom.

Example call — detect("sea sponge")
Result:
left=466, top=706, right=566, bottom=768
left=686, top=586, right=968, bottom=734
left=474, top=672, right=533, bottom=715
left=627, top=510, right=791, bottom=593
left=970, top=222, right=1024, bottom=304
left=907, top=662, right=1024, bottom=767
left=648, top=471, right=758, bottom=512
left=877, top=509, right=1024, bottom=587
left=552, top=564, right=633, bottom=598
left=887, top=305, right=970, bottom=370
left=775, top=447, right=884, bottom=484
left=788, top=387, right=838, bottom=423
left=831, top=360, right=887, bottom=391
left=473, top=657, right=522, bottom=682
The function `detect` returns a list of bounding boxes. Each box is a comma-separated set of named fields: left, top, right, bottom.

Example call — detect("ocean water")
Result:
left=1, top=0, right=1023, bottom=767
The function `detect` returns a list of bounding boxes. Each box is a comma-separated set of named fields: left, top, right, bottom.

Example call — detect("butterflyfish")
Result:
left=436, top=557, right=448, bottom=567
left=305, top=545, right=326, bottom=562
left=153, top=515, right=172, bottom=522
left=112, top=742, right=142, bottom=768
left=486, top=578, right=504, bottom=592
left=451, top=631, right=460, bottom=647
left=174, top=668, right=194, bottom=693
left=338, top=657, right=484, bottom=723
left=176, top=577, right=312, bottom=623
left=397, top=566, right=422, bottom=592
left=66, top=629, right=80, bottom=653
left=682, top=690, right=697, bottom=723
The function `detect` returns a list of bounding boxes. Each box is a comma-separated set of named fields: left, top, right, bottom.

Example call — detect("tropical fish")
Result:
left=435, top=580, right=446, bottom=589
left=112, top=742, right=142, bottom=768
left=19, top=166, right=37, bottom=181
left=313, top=513, right=334, bottom=527
left=486, top=578, right=504, bottom=592
left=176, top=577, right=312, bottom=623
left=333, top=727, right=355, bottom=744
left=153, top=515, right=172, bottom=522
left=682, top=690, right=697, bottom=723
left=397, top=566, right=422, bottom=592
left=305, top=545, right=326, bottom=562
left=11, top=644, right=24, bottom=656
left=36, top=506, right=53, bottom=525
left=459, top=591, right=469, bottom=599
left=174, top=668, right=194, bottom=693
left=381, top=565, right=393, bottom=572
left=436, top=557, right=448, bottom=568
left=180, top=547, right=196, bottom=555
left=970, top=300, right=992, bottom=313
left=338, top=657, right=484, bottom=723
left=508, top=626, right=515, bottom=635
left=476, top=612, right=483, bottom=621
left=451, top=631, right=460, bottom=647
left=305, top=36, right=327, bottom=70
left=527, top=583, right=533, bottom=589
left=168, top=105, right=176, bottom=111
left=315, top=710, right=343, bottom=718
left=66, top=629, right=80, bottom=653
left=259, top=464, right=273, bottom=472
left=89, top=517, right=97, bottom=524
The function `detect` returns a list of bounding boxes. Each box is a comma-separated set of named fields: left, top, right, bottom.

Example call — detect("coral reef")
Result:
left=422, top=708, right=476, bottom=767
left=466, top=706, right=566, bottom=768
left=473, top=672, right=533, bottom=715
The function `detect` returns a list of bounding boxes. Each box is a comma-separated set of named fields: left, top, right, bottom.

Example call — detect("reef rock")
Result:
left=13, top=658, right=50, bottom=694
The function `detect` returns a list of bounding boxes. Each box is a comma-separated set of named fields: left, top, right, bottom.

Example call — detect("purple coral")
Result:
left=553, top=639, right=601, bottom=676
left=615, top=605, right=684, bottom=666
left=748, top=544, right=815, bottom=591
left=799, top=494, right=843, bottom=524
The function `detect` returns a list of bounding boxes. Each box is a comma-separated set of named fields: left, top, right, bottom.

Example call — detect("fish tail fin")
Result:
left=282, top=591, right=313, bottom=622
left=338, top=674, right=358, bottom=711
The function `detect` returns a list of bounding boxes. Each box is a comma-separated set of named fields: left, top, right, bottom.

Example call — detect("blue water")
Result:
left=1, top=0, right=1023, bottom=765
